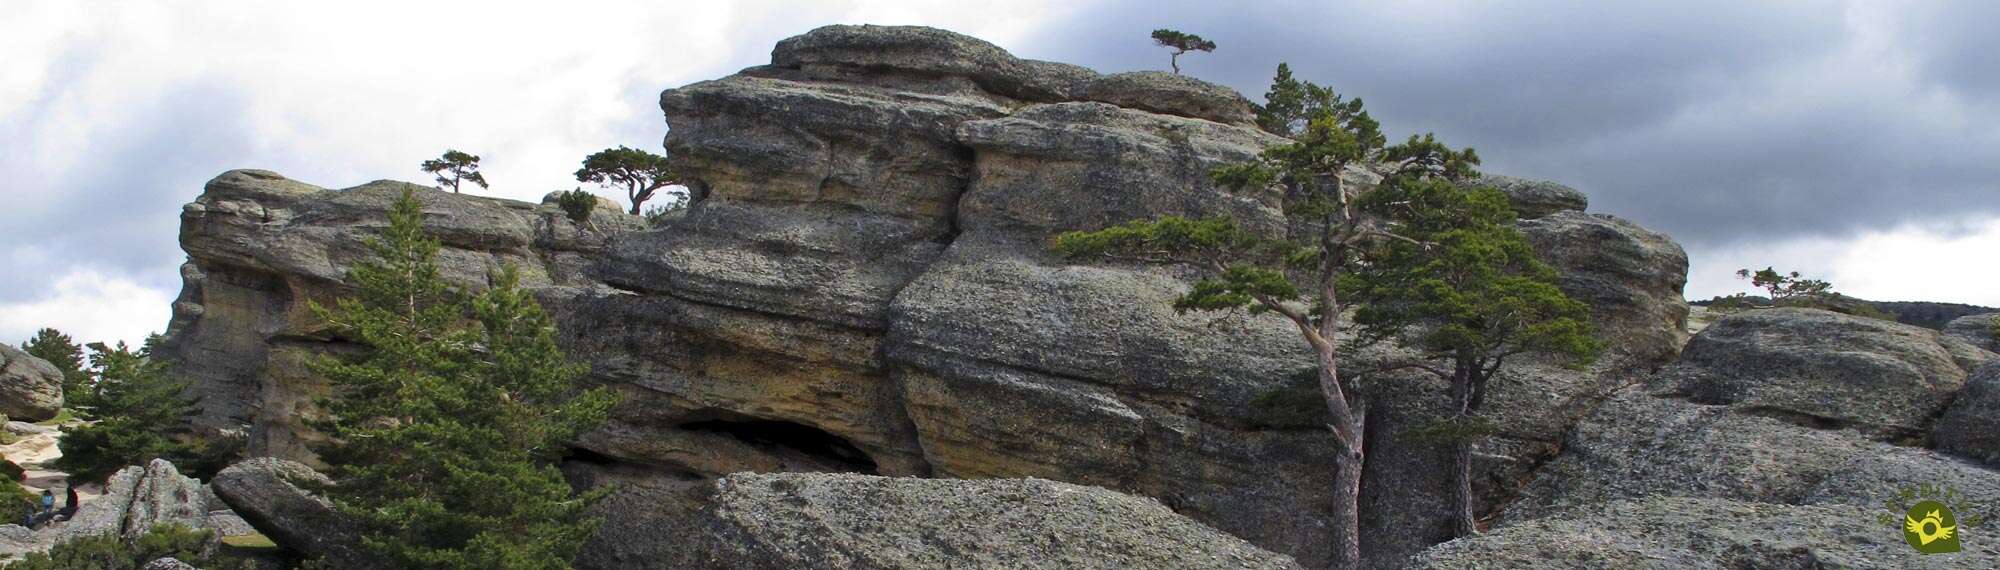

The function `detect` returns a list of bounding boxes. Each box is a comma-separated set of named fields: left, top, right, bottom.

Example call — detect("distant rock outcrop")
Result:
left=159, top=24, right=1700, bottom=567
left=580, top=472, right=1301, bottom=570
left=0, top=344, right=63, bottom=422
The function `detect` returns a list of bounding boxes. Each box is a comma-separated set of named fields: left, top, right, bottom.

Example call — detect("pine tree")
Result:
left=308, top=189, right=616, bottom=569
left=21, top=328, right=89, bottom=407
left=1344, top=157, right=1599, bottom=537
left=420, top=150, right=488, bottom=194
left=575, top=146, right=683, bottom=215
left=52, top=340, right=203, bottom=483
left=1150, top=29, right=1216, bottom=74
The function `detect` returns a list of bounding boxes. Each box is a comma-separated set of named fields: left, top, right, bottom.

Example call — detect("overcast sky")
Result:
left=4, top=0, right=1998, bottom=347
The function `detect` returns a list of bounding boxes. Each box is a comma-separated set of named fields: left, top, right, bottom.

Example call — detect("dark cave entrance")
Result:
left=679, top=415, right=880, bottom=475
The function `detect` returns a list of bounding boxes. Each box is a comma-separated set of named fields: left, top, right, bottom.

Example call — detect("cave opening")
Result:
left=680, top=416, right=880, bottom=475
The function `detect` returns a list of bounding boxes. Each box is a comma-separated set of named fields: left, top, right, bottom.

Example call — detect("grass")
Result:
left=221, top=533, right=279, bottom=550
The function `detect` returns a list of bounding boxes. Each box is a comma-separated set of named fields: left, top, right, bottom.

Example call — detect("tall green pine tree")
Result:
left=52, top=340, right=203, bottom=482
left=21, top=328, right=90, bottom=407
left=308, top=189, right=615, bottom=569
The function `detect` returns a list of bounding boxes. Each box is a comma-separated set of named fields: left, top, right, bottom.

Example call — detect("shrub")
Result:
left=556, top=189, right=597, bottom=224
left=3, top=524, right=256, bottom=570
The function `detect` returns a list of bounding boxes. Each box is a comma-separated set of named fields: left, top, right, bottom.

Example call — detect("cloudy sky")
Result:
left=4, top=0, right=1997, bottom=347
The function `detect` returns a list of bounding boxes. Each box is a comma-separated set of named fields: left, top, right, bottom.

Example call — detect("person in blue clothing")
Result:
left=38, top=490, right=52, bottom=516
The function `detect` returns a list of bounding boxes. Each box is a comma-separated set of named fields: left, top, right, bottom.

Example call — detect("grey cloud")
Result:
left=1012, top=0, right=2000, bottom=248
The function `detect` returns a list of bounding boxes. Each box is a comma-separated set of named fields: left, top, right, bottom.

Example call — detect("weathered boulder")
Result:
left=59, top=460, right=212, bottom=544
left=1472, top=174, right=1588, bottom=219
left=210, top=458, right=375, bottom=568
left=0, top=344, right=63, bottom=422
left=1506, top=386, right=2000, bottom=526
left=1413, top=497, right=2000, bottom=569
left=1518, top=211, right=1689, bottom=366
left=1651, top=308, right=1972, bottom=438
left=767, top=24, right=1096, bottom=102
left=583, top=472, right=1301, bottom=570
left=1943, top=312, right=2000, bottom=352
left=1079, top=71, right=1259, bottom=127
left=1936, top=361, right=2000, bottom=465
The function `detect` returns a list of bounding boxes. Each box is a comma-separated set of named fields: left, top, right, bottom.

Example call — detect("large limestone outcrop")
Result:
left=581, top=472, right=1301, bottom=570
left=161, top=24, right=1692, bottom=566
left=0, top=344, right=63, bottom=422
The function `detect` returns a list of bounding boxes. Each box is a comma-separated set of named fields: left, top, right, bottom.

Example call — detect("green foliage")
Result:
left=52, top=341, right=222, bottom=483
left=1736, top=266, right=1832, bottom=301
left=1253, top=64, right=1344, bottom=138
left=641, top=203, right=684, bottom=228
left=575, top=146, right=681, bottom=215
left=0, top=476, right=36, bottom=525
left=308, top=189, right=617, bottom=569
left=5, top=524, right=255, bottom=570
left=556, top=189, right=598, bottom=224
left=1396, top=414, right=1499, bottom=447
left=1150, top=29, right=1216, bottom=74
left=1345, top=177, right=1601, bottom=377
left=420, top=149, right=488, bottom=194
left=21, top=329, right=90, bottom=403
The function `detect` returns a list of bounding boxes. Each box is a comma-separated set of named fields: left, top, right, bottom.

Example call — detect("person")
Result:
left=38, top=490, right=52, bottom=516
left=56, top=486, right=78, bottom=521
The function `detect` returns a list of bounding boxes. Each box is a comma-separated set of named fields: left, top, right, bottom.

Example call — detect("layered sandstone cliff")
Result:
left=161, top=25, right=1697, bottom=566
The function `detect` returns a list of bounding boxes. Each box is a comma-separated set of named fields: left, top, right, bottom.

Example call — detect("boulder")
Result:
left=1079, top=71, right=1259, bottom=127
left=141, top=558, right=198, bottom=570
left=767, top=24, right=1097, bottom=102
left=1942, top=312, right=2000, bottom=352
left=584, top=472, right=1301, bottom=570
left=1651, top=308, right=1972, bottom=438
left=1413, top=497, right=2000, bottom=569
left=1517, top=211, right=1689, bottom=366
left=1936, top=361, right=2000, bottom=465
left=1471, top=174, right=1588, bottom=219
left=59, top=460, right=212, bottom=544
left=0, top=344, right=63, bottom=422
left=210, top=459, right=376, bottom=568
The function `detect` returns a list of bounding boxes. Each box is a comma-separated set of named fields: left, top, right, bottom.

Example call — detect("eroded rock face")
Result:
left=581, top=472, right=1302, bottom=570
left=163, top=24, right=1695, bottom=567
left=0, top=460, right=235, bottom=564
left=1652, top=308, right=1974, bottom=438
left=1473, top=174, right=1588, bottom=219
left=1943, top=312, right=2000, bottom=352
left=210, top=458, right=377, bottom=569
left=1414, top=497, right=2000, bottom=569
left=0, top=344, right=62, bottom=422
left=1937, top=361, right=2000, bottom=465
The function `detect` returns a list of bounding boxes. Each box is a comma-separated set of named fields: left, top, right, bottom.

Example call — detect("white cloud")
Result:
left=1686, top=219, right=2000, bottom=306
left=0, top=269, right=173, bottom=348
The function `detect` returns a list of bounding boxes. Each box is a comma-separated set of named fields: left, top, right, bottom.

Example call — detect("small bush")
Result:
left=557, top=189, right=597, bottom=223
left=642, top=202, right=684, bottom=228
left=3, top=524, right=255, bottom=570
left=0, top=478, right=37, bottom=526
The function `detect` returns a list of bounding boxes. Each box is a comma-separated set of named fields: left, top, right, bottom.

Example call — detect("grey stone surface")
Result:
left=1936, top=361, right=2000, bottom=465
left=1652, top=307, right=1973, bottom=438
left=1413, top=497, right=2000, bottom=569
left=140, top=558, right=198, bottom=570
left=1942, top=312, right=2000, bottom=352
left=1470, top=174, right=1588, bottom=219
left=1079, top=71, right=1259, bottom=127
left=588, top=472, right=1301, bottom=570
left=210, top=458, right=378, bottom=569
left=0, top=343, right=63, bottom=422
left=1518, top=211, right=1690, bottom=367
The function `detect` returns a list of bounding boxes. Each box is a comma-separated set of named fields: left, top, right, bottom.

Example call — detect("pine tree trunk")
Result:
left=1451, top=438, right=1475, bottom=537
left=1330, top=419, right=1365, bottom=569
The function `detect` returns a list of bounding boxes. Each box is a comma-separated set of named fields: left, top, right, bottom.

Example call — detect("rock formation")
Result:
left=0, top=343, right=63, bottom=422
left=0, top=460, right=238, bottom=563
left=580, top=472, right=1301, bottom=569
left=159, top=24, right=1703, bottom=567
left=210, top=458, right=380, bottom=568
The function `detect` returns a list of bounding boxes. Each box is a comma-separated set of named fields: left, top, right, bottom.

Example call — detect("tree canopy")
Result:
left=575, top=146, right=682, bottom=215
left=308, top=189, right=616, bottom=569
left=420, top=150, right=488, bottom=194
left=1150, top=29, right=1216, bottom=74
left=21, top=328, right=89, bottom=405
